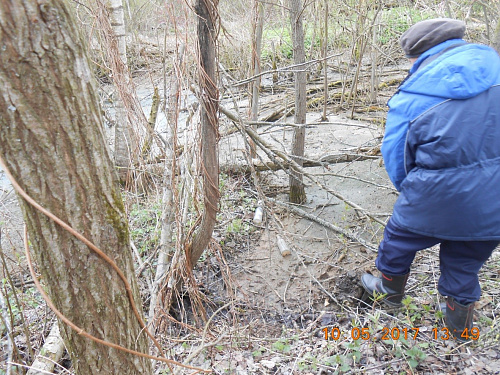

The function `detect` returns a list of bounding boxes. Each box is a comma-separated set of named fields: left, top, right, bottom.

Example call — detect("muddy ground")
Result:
left=2, top=58, right=500, bottom=374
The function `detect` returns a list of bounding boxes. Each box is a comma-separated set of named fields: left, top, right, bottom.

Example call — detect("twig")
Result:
left=130, top=240, right=154, bottom=297
left=7, top=362, right=61, bottom=375
left=220, top=105, right=387, bottom=226
left=296, top=251, right=340, bottom=305
left=231, top=53, right=342, bottom=87
left=0, top=233, right=34, bottom=360
left=313, top=171, right=395, bottom=191
left=0, top=287, right=14, bottom=375
left=180, top=301, right=233, bottom=369
left=268, top=198, right=378, bottom=252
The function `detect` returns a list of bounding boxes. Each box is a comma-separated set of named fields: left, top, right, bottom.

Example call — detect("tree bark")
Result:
left=93, top=0, right=158, bottom=181
left=148, top=43, right=185, bottom=323
left=0, top=2, right=152, bottom=374
left=187, top=0, right=220, bottom=267
left=249, top=0, right=264, bottom=157
left=495, top=5, right=500, bottom=54
left=102, top=0, right=135, bottom=178
left=289, top=0, right=307, bottom=204
left=321, top=0, right=329, bottom=121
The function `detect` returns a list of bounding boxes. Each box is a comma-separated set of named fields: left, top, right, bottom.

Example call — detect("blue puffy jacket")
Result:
left=382, top=39, right=500, bottom=240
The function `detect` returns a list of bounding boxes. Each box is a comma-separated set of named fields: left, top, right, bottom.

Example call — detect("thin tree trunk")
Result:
left=444, top=0, right=452, bottom=18
left=142, top=87, right=160, bottom=158
left=104, top=0, right=134, bottom=179
left=321, top=1, right=328, bottom=121
left=149, top=43, right=185, bottom=323
left=94, top=0, right=159, bottom=182
left=106, top=0, right=127, bottom=73
left=495, top=3, right=500, bottom=54
left=289, top=0, right=307, bottom=204
left=496, top=22, right=500, bottom=54
left=0, top=2, right=152, bottom=374
left=370, top=7, right=380, bottom=102
left=249, top=0, right=264, bottom=157
left=188, top=0, right=220, bottom=267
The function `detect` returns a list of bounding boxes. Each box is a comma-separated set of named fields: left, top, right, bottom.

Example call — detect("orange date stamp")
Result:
left=322, top=327, right=480, bottom=341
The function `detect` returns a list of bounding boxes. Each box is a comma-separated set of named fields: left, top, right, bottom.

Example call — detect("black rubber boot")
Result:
left=360, top=272, right=409, bottom=308
left=444, top=297, right=475, bottom=342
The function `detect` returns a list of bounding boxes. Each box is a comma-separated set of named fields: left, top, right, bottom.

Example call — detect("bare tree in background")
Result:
left=495, top=4, right=500, bottom=53
left=249, top=0, right=265, bottom=157
left=143, top=0, right=220, bottom=330
left=91, top=0, right=158, bottom=183
left=0, top=1, right=152, bottom=373
left=289, top=0, right=307, bottom=204
left=321, top=0, right=329, bottom=121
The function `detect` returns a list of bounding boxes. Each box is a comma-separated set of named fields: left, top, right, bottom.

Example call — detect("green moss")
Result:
left=105, top=190, right=130, bottom=245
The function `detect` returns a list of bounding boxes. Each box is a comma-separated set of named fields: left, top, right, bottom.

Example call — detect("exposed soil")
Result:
left=2, top=59, right=500, bottom=374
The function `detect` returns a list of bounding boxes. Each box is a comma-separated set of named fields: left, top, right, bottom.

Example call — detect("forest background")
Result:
left=1, top=0, right=500, bottom=374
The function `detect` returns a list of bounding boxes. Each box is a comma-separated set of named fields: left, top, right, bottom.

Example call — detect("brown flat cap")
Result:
left=400, top=18, right=466, bottom=57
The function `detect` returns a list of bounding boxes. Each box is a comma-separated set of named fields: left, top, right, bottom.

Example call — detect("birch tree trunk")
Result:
left=93, top=0, right=156, bottom=181
left=0, top=2, right=152, bottom=374
left=104, top=0, right=134, bottom=178
left=289, top=0, right=307, bottom=204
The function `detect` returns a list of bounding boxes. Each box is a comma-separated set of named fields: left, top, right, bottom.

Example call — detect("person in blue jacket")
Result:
left=361, top=18, right=500, bottom=341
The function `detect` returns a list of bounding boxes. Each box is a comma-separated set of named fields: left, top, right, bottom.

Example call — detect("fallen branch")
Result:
left=220, top=153, right=378, bottom=173
left=230, top=52, right=342, bottom=87
left=269, top=198, right=378, bottom=252
left=27, top=323, right=65, bottom=375
left=220, top=105, right=386, bottom=226
left=248, top=120, right=379, bottom=131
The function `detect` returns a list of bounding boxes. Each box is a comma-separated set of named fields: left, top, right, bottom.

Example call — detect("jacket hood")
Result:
left=401, top=40, right=500, bottom=99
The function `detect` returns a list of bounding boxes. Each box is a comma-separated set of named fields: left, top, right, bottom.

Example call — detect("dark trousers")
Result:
left=375, top=217, right=499, bottom=305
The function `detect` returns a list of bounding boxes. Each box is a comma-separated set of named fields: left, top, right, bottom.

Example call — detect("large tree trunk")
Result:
left=0, top=2, right=152, bottom=374
left=289, top=0, right=307, bottom=204
left=188, top=0, right=220, bottom=267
